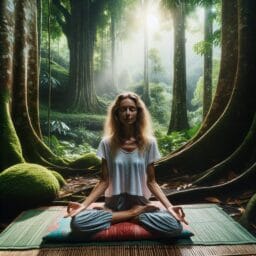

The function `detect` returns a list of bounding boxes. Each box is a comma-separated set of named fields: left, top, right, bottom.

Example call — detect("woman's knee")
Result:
left=71, top=209, right=112, bottom=234
left=138, top=211, right=183, bottom=237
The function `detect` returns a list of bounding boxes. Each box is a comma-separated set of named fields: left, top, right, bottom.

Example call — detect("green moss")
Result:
left=0, top=163, right=60, bottom=215
left=69, top=152, right=101, bottom=169
left=39, top=105, right=105, bottom=123
left=240, top=193, right=256, bottom=227
left=51, top=170, right=66, bottom=187
left=0, top=97, right=25, bottom=171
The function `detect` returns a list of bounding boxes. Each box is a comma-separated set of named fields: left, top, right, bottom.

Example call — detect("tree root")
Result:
left=165, top=161, right=256, bottom=205
left=192, top=113, right=256, bottom=186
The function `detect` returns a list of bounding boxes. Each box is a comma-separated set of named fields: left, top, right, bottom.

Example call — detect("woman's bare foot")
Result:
left=131, top=204, right=159, bottom=216
left=111, top=204, right=159, bottom=224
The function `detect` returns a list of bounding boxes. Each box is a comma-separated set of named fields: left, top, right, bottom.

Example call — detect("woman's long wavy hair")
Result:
left=103, top=92, right=154, bottom=153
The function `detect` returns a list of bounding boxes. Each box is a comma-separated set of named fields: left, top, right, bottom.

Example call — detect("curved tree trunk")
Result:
left=196, top=0, right=238, bottom=138
left=0, top=0, right=26, bottom=171
left=167, top=162, right=256, bottom=204
left=156, top=0, right=255, bottom=179
left=193, top=113, right=256, bottom=186
left=168, top=3, right=189, bottom=133
left=168, top=0, right=238, bottom=154
left=156, top=0, right=256, bottom=206
left=0, top=0, right=82, bottom=174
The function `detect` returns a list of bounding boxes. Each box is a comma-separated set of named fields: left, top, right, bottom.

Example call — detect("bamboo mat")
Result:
left=0, top=244, right=256, bottom=256
left=0, top=204, right=256, bottom=255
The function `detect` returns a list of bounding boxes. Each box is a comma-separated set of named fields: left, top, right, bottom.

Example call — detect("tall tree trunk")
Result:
left=142, top=0, right=150, bottom=105
left=69, top=0, right=100, bottom=112
left=203, top=1, right=213, bottom=118
left=0, top=0, right=25, bottom=169
left=191, top=0, right=238, bottom=141
left=53, top=0, right=103, bottom=112
left=168, top=0, right=238, bottom=155
left=110, top=11, right=117, bottom=90
left=168, top=3, right=189, bottom=133
left=37, top=0, right=42, bottom=72
left=0, top=0, right=69, bottom=172
left=156, top=0, right=256, bottom=184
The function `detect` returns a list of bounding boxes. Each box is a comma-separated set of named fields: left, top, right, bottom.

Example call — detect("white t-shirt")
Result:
left=96, top=138, right=161, bottom=199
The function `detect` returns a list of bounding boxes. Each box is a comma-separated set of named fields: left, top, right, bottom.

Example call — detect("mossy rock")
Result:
left=51, top=170, right=66, bottom=187
left=0, top=163, right=60, bottom=217
left=69, top=152, right=101, bottom=169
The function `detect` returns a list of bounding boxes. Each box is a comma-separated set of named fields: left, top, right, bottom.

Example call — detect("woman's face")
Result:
left=118, top=98, right=138, bottom=126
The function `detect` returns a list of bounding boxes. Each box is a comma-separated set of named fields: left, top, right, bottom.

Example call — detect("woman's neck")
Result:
left=121, top=125, right=135, bottom=140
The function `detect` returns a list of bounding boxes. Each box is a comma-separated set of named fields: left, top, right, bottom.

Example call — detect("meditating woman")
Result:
left=66, top=92, right=187, bottom=237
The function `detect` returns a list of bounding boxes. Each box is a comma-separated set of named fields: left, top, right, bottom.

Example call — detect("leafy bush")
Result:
left=40, top=72, right=61, bottom=89
left=149, top=83, right=171, bottom=125
left=43, top=135, right=66, bottom=156
left=131, top=82, right=171, bottom=125
left=155, top=125, right=200, bottom=156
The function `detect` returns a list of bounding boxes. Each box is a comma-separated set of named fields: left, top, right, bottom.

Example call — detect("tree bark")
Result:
left=0, top=0, right=25, bottom=171
left=197, top=0, right=238, bottom=137
left=110, top=10, right=117, bottom=90
left=203, top=1, right=213, bottom=118
left=169, top=0, right=238, bottom=155
left=156, top=0, right=256, bottom=204
left=0, top=0, right=74, bottom=173
left=156, top=0, right=255, bottom=179
left=53, top=0, right=103, bottom=113
left=168, top=3, right=189, bottom=133
left=142, top=0, right=150, bottom=106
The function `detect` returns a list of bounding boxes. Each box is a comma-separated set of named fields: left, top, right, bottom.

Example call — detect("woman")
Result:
left=66, top=92, right=187, bottom=237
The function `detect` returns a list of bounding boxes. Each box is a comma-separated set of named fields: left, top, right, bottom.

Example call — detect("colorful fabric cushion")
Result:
left=43, top=202, right=194, bottom=242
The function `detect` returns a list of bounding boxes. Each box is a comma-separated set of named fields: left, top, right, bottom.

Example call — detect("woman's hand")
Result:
left=167, top=206, right=188, bottom=225
left=65, top=201, right=86, bottom=218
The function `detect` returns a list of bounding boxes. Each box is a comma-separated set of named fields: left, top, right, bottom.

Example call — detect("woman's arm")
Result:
left=66, top=159, right=109, bottom=217
left=146, top=163, right=188, bottom=224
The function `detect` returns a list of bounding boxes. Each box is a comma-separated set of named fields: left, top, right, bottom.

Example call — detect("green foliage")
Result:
left=44, top=135, right=66, bottom=156
left=49, top=120, right=71, bottom=135
left=0, top=163, right=60, bottom=215
left=148, top=48, right=165, bottom=83
left=132, top=82, right=171, bottom=126
left=40, top=72, right=61, bottom=89
left=155, top=125, right=200, bottom=156
left=188, top=108, right=203, bottom=127
left=41, top=0, right=63, bottom=40
left=40, top=58, right=69, bottom=89
left=148, top=83, right=171, bottom=126
left=69, top=152, right=101, bottom=170
left=193, top=30, right=221, bottom=55
left=40, top=105, right=105, bottom=125
left=191, top=59, right=220, bottom=108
